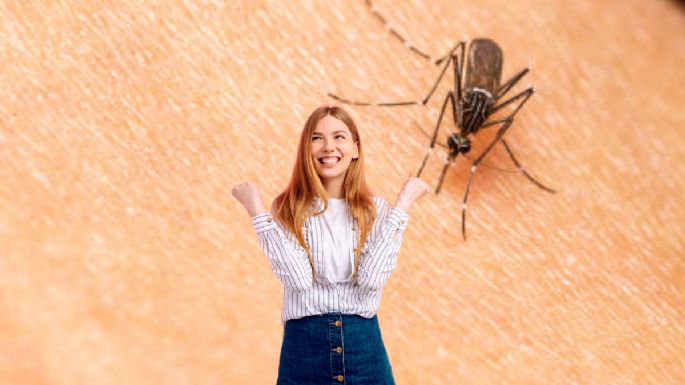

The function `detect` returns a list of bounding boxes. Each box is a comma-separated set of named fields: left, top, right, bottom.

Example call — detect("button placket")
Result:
left=329, top=315, right=345, bottom=384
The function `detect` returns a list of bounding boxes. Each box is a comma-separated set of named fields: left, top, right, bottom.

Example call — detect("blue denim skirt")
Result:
left=276, top=312, right=396, bottom=385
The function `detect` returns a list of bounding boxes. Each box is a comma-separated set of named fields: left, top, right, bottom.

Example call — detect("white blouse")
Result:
left=251, top=196, right=409, bottom=326
left=320, top=198, right=354, bottom=283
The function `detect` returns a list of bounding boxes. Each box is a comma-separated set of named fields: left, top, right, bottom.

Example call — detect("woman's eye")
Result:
left=336, top=135, right=345, bottom=139
left=312, top=137, right=321, bottom=141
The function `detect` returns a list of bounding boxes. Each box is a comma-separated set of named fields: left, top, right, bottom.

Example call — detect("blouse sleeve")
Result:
left=355, top=197, right=409, bottom=291
left=251, top=212, right=314, bottom=292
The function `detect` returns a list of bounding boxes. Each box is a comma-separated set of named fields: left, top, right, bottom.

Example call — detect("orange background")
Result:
left=1, top=0, right=684, bottom=384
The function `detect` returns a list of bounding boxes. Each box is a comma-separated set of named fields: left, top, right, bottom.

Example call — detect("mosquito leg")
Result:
left=430, top=41, right=464, bottom=114
left=495, top=67, right=530, bottom=100
left=414, top=121, right=448, bottom=149
left=423, top=47, right=461, bottom=106
left=415, top=120, right=518, bottom=173
left=435, top=42, right=465, bottom=65
left=461, top=119, right=515, bottom=240
left=327, top=45, right=459, bottom=108
left=490, top=87, right=534, bottom=117
left=332, top=1, right=467, bottom=110
left=435, top=154, right=457, bottom=194
left=479, top=117, right=514, bottom=130
left=365, top=0, right=432, bottom=61
left=366, top=0, right=465, bottom=67
left=461, top=164, right=477, bottom=241
left=337, top=2, right=468, bottom=108
left=326, top=93, right=418, bottom=107
left=500, top=138, right=556, bottom=193
left=417, top=91, right=455, bottom=178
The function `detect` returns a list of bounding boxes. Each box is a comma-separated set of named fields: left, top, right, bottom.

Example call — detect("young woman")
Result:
left=232, top=105, right=430, bottom=384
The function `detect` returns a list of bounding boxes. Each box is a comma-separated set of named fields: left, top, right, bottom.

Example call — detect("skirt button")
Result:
left=334, top=320, right=342, bottom=327
left=336, top=375, right=344, bottom=382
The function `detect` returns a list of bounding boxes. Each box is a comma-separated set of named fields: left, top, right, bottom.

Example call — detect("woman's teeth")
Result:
left=320, top=157, right=340, bottom=164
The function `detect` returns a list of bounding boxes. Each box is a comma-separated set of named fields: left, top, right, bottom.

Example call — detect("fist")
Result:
left=231, top=181, right=265, bottom=217
left=395, top=175, right=432, bottom=213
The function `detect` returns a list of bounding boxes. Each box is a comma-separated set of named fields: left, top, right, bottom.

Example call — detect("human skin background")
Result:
left=1, top=0, right=684, bottom=384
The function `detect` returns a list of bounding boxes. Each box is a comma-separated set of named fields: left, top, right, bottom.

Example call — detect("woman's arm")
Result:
left=356, top=176, right=431, bottom=291
left=233, top=182, right=313, bottom=292
left=355, top=197, right=410, bottom=291
left=251, top=213, right=314, bottom=292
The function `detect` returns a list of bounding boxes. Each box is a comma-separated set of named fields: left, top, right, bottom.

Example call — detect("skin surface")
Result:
left=1, top=0, right=684, bottom=384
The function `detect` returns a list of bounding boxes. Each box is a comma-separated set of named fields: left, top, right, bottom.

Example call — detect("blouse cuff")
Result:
left=387, top=207, right=409, bottom=231
left=251, top=212, right=277, bottom=234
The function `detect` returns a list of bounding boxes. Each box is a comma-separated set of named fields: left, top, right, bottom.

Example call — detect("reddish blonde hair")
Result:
left=272, top=105, right=376, bottom=283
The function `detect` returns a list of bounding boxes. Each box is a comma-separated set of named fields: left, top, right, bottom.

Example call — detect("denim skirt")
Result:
left=276, top=312, right=396, bottom=385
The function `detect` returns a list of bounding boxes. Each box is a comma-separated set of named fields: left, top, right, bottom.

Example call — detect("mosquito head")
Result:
left=447, top=134, right=471, bottom=156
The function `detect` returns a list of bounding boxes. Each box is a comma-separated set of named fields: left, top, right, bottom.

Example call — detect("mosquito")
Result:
left=328, top=0, right=555, bottom=240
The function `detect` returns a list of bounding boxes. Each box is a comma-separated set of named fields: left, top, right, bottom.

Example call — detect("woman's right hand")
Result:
left=231, top=181, right=266, bottom=217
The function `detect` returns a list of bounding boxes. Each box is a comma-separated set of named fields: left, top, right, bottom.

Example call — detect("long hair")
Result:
left=272, top=105, right=376, bottom=283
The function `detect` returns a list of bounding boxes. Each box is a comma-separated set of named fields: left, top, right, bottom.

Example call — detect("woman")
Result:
left=232, top=105, right=430, bottom=384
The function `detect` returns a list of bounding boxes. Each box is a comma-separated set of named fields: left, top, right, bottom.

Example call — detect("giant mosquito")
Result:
left=328, top=0, right=556, bottom=240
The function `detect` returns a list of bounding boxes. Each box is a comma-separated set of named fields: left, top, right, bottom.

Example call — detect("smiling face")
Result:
left=311, top=114, right=359, bottom=188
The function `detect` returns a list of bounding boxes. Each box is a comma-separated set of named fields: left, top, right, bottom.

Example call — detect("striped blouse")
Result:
left=251, top=196, right=409, bottom=326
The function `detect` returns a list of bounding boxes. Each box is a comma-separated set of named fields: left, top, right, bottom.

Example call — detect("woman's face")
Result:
left=310, top=115, right=359, bottom=184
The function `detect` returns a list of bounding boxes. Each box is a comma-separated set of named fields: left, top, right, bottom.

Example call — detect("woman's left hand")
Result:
left=394, top=174, right=432, bottom=213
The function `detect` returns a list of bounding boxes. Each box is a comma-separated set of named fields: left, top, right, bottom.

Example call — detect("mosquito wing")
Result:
left=464, top=38, right=503, bottom=95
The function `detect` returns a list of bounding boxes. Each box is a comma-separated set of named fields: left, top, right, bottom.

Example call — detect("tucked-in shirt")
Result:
left=251, top=196, right=409, bottom=326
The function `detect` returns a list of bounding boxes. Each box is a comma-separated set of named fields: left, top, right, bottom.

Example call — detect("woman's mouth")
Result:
left=318, top=156, right=341, bottom=165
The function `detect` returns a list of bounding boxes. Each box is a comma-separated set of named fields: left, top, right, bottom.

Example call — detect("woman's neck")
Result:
left=322, top=177, right=344, bottom=198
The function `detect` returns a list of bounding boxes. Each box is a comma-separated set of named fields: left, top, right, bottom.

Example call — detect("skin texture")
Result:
left=1, top=0, right=684, bottom=384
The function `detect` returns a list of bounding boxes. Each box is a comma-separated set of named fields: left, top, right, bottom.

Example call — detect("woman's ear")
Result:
left=353, top=141, right=359, bottom=160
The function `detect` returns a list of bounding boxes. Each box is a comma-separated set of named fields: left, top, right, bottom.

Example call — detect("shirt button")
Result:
left=335, top=346, right=343, bottom=353
left=400, top=220, right=405, bottom=225
left=334, top=320, right=342, bottom=327
left=336, top=375, right=344, bottom=382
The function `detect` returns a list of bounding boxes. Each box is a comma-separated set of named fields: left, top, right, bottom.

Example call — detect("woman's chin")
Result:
left=316, top=170, right=345, bottom=181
